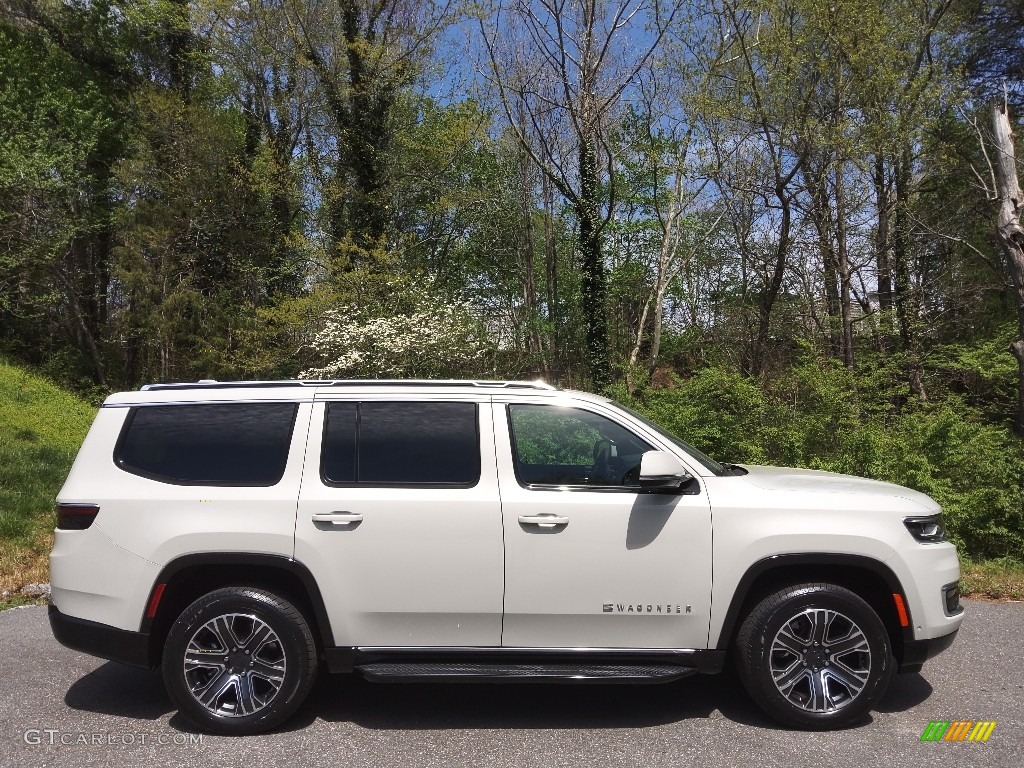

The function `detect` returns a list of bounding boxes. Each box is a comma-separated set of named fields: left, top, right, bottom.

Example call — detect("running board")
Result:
left=356, top=662, right=698, bottom=684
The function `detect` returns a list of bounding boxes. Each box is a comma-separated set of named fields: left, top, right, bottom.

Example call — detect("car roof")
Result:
left=101, top=379, right=616, bottom=407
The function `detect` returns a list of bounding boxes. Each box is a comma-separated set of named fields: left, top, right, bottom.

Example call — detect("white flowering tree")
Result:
left=300, top=280, right=494, bottom=379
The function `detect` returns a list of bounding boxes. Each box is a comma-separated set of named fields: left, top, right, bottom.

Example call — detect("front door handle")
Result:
left=518, top=514, right=569, bottom=527
left=312, top=511, right=363, bottom=525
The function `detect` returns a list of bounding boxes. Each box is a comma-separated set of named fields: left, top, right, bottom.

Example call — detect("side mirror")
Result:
left=638, top=451, right=692, bottom=490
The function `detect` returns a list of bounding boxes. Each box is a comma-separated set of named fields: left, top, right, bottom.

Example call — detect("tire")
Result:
left=734, top=583, right=893, bottom=729
left=162, top=587, right=318, bottom=735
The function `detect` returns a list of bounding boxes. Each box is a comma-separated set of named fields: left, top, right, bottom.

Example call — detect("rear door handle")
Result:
left=518, top=514, right=569, bottom=527
left=312, top=511, right=364, bottom=525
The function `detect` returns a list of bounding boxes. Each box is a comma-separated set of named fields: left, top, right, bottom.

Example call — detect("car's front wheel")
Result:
left=735, top=583, right=893, bottom=729
left=162, top=587, right=318, bottom=735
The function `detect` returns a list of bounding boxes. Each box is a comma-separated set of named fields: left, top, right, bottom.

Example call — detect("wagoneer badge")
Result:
left=603, top=603, right=691, bottom=614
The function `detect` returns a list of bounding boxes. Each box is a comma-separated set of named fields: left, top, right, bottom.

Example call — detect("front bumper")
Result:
left=898, top=627, right=959, bottom=674
left=48, top=604, right=153, bottom=669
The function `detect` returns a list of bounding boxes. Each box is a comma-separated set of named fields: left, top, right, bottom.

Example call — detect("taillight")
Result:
left=56, top=503, right=100, bottom=530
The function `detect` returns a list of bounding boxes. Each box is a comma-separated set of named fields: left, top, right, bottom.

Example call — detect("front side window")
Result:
left=321, top=401, right=480, bottom=486
left=115, top=403, right=298, bottom=486
left=508, top=404, right=654, bottom=488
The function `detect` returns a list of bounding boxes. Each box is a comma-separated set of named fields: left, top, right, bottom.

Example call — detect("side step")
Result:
left=356, top=662, right=697, bottom=684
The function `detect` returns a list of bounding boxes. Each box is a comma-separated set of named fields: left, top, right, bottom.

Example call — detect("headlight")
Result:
left=903, top=514, right=947, bottom=543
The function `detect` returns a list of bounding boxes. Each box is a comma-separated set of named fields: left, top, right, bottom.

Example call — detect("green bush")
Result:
left=621, top=357, right=1024, bottom=561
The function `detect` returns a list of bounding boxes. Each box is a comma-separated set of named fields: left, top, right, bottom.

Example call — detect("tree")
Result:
left=962, top=0, right=1024, bottom=110
left=300, top=269, right=494, bottom=378
left=286, top=0, right=454, bottom=260
left=611, top=92, right=724, bottom=388
left=0, top=13, right=125, bottom=386
left=705, top=0, right=814, bottom=375
left=201, top=0, right=313, bottom=291
left=990, top=98, right=1024, bottom=434
left=856, top=0, right=956, bottom=400
left=478, top=0, right=681, bottom=387
left=701, top=0, right=960, bottom=389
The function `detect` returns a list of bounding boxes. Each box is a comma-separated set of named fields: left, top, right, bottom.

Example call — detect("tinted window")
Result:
left=611, top=401, right=725, bottom=474
left=322, top=402, right=479, bottom=486
left=116, top=403, right=298, bottom=486
left=508, top=404, right=653, bottom=487
left=321, top=402, right=357, bottom=483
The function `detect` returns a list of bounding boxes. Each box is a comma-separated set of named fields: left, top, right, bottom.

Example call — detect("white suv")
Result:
left=49, top=380, right=963, bottom=734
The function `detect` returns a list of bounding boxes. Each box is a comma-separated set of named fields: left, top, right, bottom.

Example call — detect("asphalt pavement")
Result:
left=0, top=599, right=1020, bottom=768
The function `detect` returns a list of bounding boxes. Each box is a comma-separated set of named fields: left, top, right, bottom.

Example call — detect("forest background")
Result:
left=1, top=0, right=1023, bottom=597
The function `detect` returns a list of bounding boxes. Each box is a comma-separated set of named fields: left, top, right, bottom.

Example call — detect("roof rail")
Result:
left=140, top=379, right=559, bottom=392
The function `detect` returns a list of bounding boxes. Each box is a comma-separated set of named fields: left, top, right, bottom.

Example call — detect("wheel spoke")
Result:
left=250, top=657, right=286, bottom=685
left=184, top=647, right=225, bottom=672
left=246, top=623, right=274, bottom=654
left=234, top=672, right=259, bottom=716
left=829, top=659, right=870, bottom=693
left=808, top=609, right=829, bottom=645
left=828, top=627, right=870, bottom=657
left=774, top=625, right=806, bottom=656
left=208, top=616, right=238, bottom=650
left=807, top=668, right=833, bottom=711
left=195, top=669, right=235, bottom=707
left=773, top=658, right=808, bottom=694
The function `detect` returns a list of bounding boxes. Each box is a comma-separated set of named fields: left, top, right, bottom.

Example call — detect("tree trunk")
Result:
left=315, top=0, right=395, bottom=255
left=835, top=163, right=855, bottom=368
left=648, top=281, right=668, bottom=378
left=627, top=292, right=653, bottom=392
left=873, top=155, right=894, bottom=315
left=750, top=187, right=792, bottom=376
left=166, top=0, right=196, bottom=100
left=807, top=159, right=841, bottom=358
left=821, top=238, right=841, bottom=358
left=891, top=150, right=928, bottom=401
left=53, top=263, right=107, bottom=387
left=543, top=174, right=559, bottom=369
left=991, top=100, right=1024, bottom=434
left=577, top=137, right=610, bottom=388
left=519, top=145, right=543, bottom=364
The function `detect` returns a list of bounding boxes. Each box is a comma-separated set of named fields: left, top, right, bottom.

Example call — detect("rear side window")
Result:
left=115, top=403, right=298, bottom=486
left=322, top=401, right=479, bottom=486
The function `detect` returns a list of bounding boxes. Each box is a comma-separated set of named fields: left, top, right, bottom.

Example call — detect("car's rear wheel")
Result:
left=735, top=583, right=893, bottom=729
left=162, top=587, right=318, bottom=735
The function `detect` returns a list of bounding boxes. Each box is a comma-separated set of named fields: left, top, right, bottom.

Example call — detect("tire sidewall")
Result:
left=742, top=585, right=893, bottom=729
left=163, top=588, right=315, bottom=735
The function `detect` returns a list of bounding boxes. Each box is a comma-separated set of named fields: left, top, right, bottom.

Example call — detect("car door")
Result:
left=495, top=398, right=713, bottom=649
left=295, top=393, right=504, bottom=647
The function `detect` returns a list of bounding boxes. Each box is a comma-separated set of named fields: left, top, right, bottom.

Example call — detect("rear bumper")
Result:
left=48, top=604, right=152, bottom=669
left=898, top=627, right=959, bottom=674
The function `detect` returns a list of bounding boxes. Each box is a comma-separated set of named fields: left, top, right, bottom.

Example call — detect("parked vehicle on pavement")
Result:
left=49, top=379, right=963, bottom=734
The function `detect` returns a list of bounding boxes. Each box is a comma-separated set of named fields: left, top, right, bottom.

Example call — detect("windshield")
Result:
left=612, top=401, right=727, bottom=475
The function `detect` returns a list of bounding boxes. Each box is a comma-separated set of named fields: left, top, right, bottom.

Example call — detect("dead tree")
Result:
left=992, top=98, right=1024, bottom=434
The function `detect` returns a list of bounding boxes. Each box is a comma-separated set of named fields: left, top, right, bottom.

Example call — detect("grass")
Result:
left=959, top=557, right=1024, bottom=601
left=0, top=360, right=95, bottom=607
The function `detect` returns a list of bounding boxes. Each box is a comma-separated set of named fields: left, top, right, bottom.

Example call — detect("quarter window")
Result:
left=115, top=403, right=298, bottom=486
left=322, top=402, right=480, bottom=486
left=508, top=404, right=654, bottom=488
